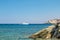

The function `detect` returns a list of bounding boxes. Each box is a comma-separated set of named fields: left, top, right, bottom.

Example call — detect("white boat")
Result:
left=22, top=22, right=29, bottom=25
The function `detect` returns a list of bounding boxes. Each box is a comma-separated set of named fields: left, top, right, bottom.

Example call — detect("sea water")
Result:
left=0, top=24, right=51, bottom=40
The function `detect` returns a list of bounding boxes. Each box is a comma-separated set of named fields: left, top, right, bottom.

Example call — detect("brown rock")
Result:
left=29, top=25, right=55, bottom=39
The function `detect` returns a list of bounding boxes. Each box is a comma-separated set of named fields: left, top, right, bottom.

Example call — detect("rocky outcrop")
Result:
left=29, top=19, right=60, bottom=39
left=29, top=25, right=55, bottom=39
left=48, top=19, right=60, bottom=24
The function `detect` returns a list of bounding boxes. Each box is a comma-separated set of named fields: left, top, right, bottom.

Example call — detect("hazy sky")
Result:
left=0, top=0, right=60, bottom=24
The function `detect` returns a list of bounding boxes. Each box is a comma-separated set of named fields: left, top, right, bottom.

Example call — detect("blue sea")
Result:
left=0, top=24, right=52, bottom=40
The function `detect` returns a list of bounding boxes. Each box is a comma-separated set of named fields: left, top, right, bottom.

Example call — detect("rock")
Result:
left=46, top=25, right=55, bottom=32
left=29, top=25, right=55, bottom=39
left=48, top=19, right=60, bottom=24
left=29, top=19, right=60, bottom=39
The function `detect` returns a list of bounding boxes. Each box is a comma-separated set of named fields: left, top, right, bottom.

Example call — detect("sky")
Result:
left=0, top=0, right=60, bottom=24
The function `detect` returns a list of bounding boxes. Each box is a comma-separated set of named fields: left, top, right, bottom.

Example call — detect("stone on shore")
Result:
left=29, top=25, right=55, bottom=39
left=29, top=19, right=60, bottom=39
left=48, top=19, right=60, bottom=24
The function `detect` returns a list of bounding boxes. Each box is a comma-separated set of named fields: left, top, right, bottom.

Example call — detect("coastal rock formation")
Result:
left=29, top=25, right=55, bottom=39
left=48, top=19, right=60, bottom=24
left=29, top=19, right=60, bottom=39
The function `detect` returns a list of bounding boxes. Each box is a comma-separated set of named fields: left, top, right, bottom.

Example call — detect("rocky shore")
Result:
left=29, top=19, right=60, bottom=39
